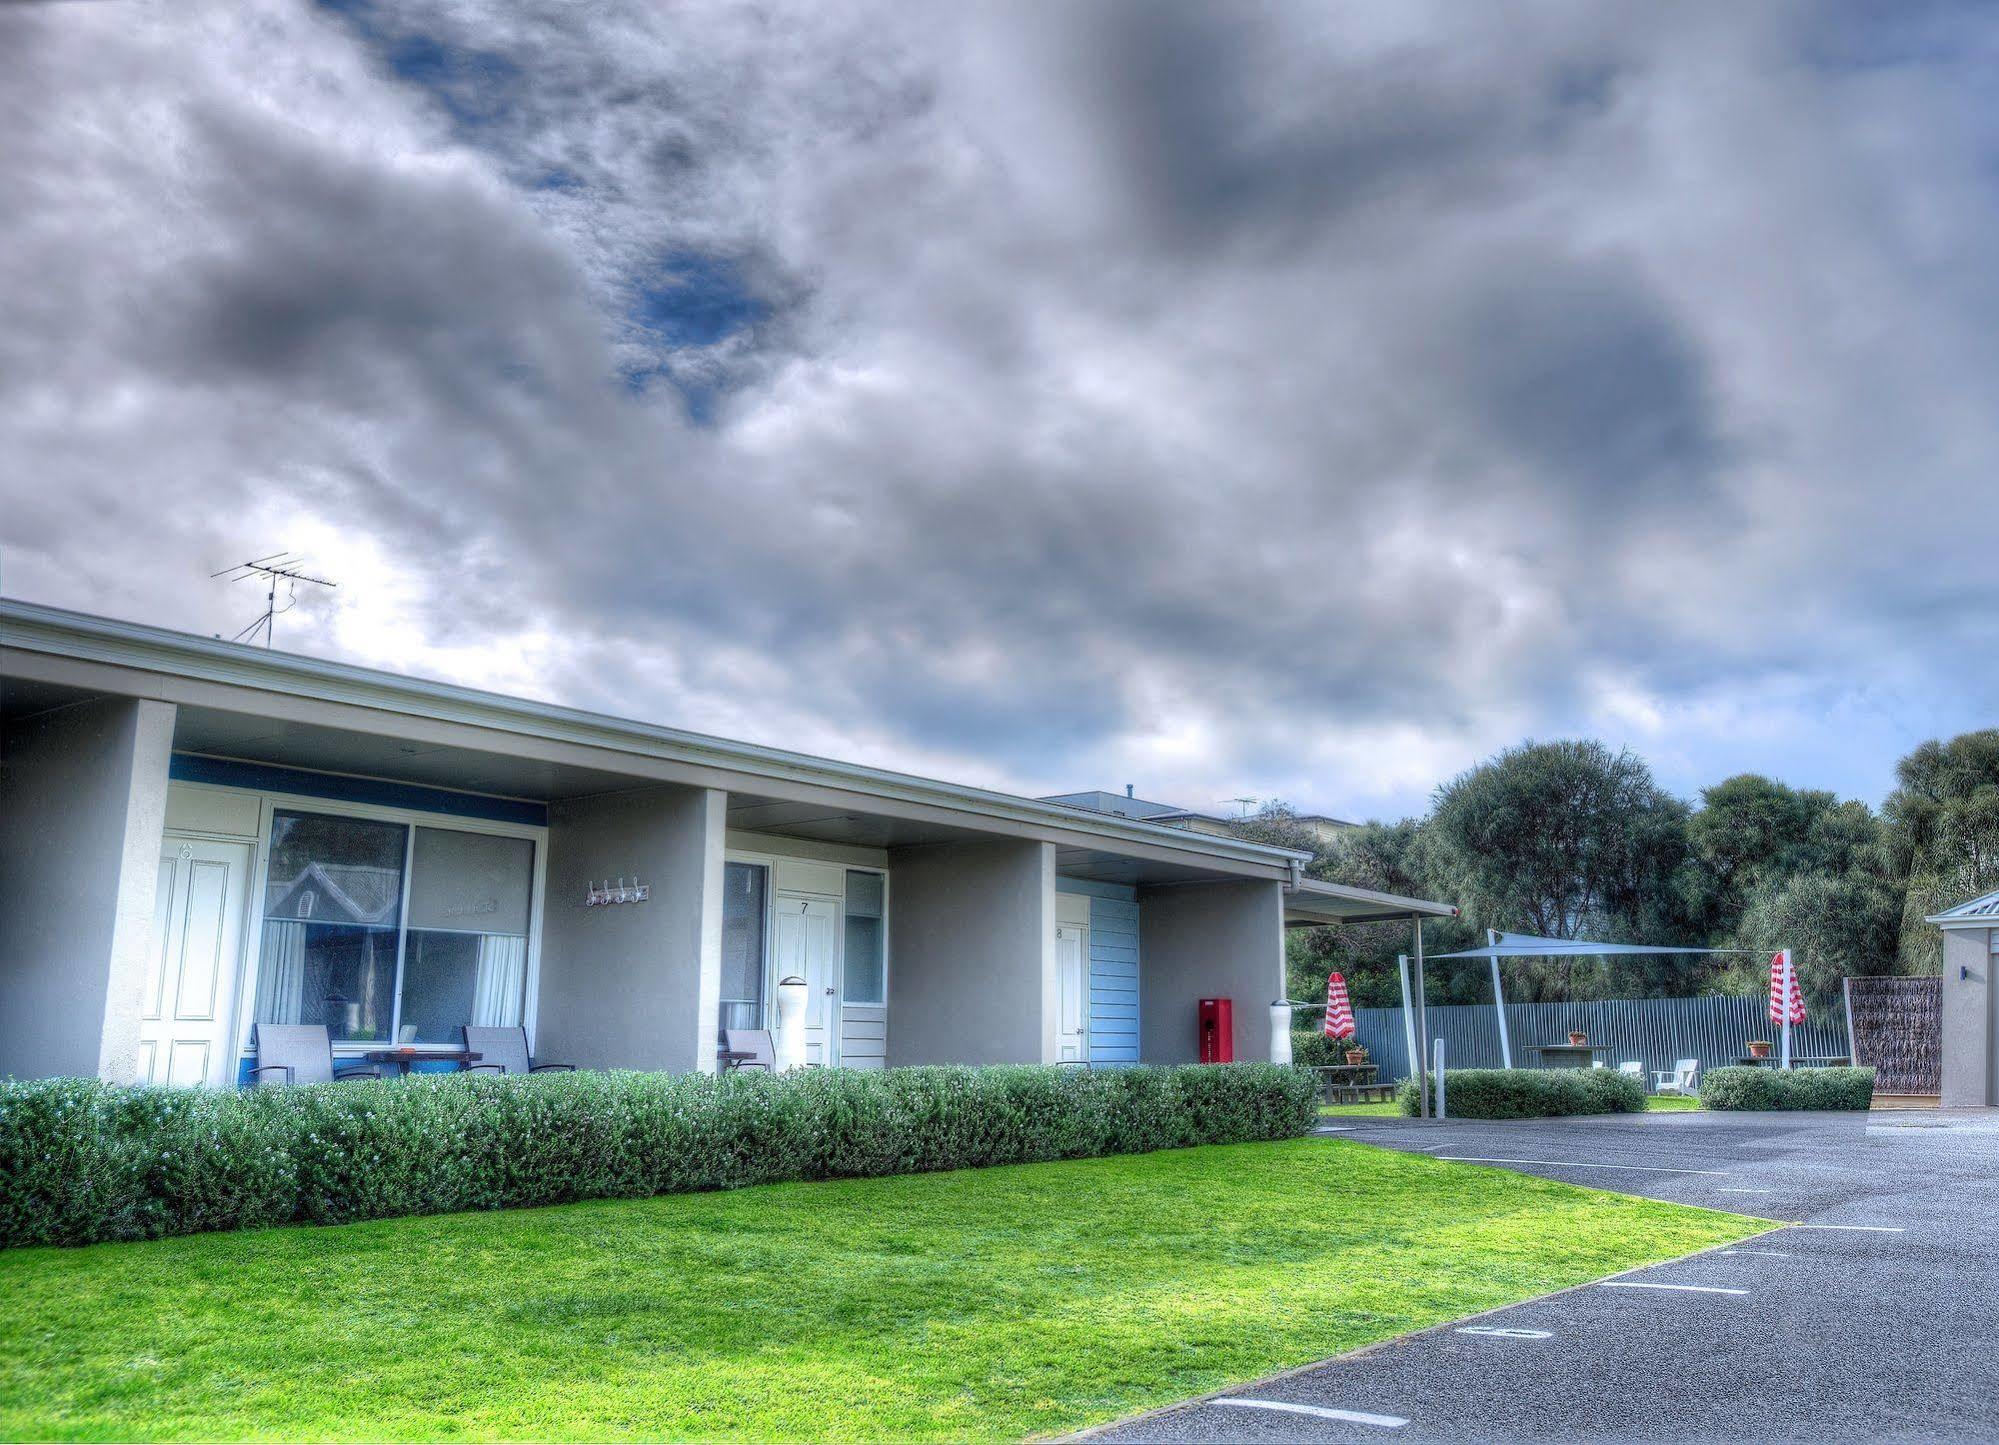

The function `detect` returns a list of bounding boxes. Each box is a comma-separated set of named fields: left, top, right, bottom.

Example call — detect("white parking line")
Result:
left=1719, top=1249, right=1791, bottom=1257
left=1212, top=1399, right=1408, bottom=1429
left=1435, top=1156, right=1731, bottom=1176
left=1600, top=1281, right=1749, bottom=1295
left=1455, top=1325, right=1553, bottom=1339
left=1716, top=1188, right=1774, bottom=1194
left=1786, top=1223, right=1905, bottom=1233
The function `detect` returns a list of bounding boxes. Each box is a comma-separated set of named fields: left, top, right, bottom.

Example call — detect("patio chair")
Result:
left=1653, top=1058, right=1699, bottom=1095
left=460, top=1025, right=574, bottom=1076
left=721, top=1028, right=775, bottom=1072
left=247, top=1024, right=383, bottom=1086
left=1617, top=1061, right=1645, bottom=1085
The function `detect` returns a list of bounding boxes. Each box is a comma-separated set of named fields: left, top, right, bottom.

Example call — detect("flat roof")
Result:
left=1283, top=875, right=1459, bottom=926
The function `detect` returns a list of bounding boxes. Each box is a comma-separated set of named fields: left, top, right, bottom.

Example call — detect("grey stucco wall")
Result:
left=535, top=784, right=724, bottom=1074
left=1939, top=926, right=1992, bottom=1108
left=886, top=839, right=1054, bottom=1066
left=0, top=696, right=175, bottom=1081
left=1137, top=879, right=1285, bottom=1065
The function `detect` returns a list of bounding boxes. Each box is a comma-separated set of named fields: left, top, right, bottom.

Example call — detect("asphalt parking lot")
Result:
left=1088, top=1109, right=1999, bottom=1443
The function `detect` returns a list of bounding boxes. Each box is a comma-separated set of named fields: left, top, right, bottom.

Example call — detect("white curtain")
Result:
left=258, top=921, right=307, bottom=1022
left=471, top=935, right=528, bottom=1026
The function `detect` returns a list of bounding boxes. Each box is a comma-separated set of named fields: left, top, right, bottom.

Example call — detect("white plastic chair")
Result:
left=1617, top=1061, right=1644, bottom=1086
left=1653, top=1059, right=1699, bottom=1095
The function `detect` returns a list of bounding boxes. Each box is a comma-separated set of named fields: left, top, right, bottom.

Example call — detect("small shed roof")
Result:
left=1925, top=888, right=1999, bottom=927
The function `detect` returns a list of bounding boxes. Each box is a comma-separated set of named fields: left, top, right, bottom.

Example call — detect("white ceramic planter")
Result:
left=1268, top=1002, right=1293, bottom=1065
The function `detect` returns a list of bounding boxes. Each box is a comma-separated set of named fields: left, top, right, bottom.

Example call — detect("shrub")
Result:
left=0, top=1062, right=1318, bottom=1249
left=1697, top=1066, right=1874, bottom=1112
left=1396, top=1068, right=1645, bottom=1119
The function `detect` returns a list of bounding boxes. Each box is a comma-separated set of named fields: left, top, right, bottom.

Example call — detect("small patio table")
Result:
left=361, top=1047, right=483, bottom=1076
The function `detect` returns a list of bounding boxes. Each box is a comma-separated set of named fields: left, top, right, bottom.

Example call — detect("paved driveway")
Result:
left=1088, top=1109, right=1999, bottom=1443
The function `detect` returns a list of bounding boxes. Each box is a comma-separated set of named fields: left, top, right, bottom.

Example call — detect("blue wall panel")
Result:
left=1086, top=895, right=1141, bottom=1064
left=1056, top=880, right=1142, bottom=1064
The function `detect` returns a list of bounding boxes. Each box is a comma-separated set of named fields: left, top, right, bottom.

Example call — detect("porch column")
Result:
left=886, top=839, right=1056, bottom=1066
left=0, top=696, right=174, bottom=1082
left=536, top=784, right=726, bottom=1074
left=1137, top=878, right=1286, bottom=1065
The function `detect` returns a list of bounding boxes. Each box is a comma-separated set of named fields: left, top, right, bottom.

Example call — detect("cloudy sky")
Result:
left=4, top=1, right=1998, bottom=820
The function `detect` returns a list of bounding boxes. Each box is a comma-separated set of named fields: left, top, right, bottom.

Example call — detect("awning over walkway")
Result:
left=1283, top=877, right=1458, bottom=927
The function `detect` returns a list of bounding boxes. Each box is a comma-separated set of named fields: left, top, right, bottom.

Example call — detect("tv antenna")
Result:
left=211, top=553, right=336, bottom=648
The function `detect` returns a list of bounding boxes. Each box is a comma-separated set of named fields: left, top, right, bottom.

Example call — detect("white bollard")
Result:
left=775, top=975, right=809, bottom=1071
left=1435, top=1037, right=1448, bottom=1120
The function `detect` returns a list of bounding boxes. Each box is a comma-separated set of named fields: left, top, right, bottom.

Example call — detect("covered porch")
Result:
left=0, top=602, right=1424, bottom=1086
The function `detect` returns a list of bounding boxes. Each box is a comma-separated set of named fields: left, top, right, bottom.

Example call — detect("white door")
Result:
left=773, top=893, right=840, bottom=1066
left=140, top=835, right=253, bottom=1087
left=1056, top=922, right=1089, bottom=1062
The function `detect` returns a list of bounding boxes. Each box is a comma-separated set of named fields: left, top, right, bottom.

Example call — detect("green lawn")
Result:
left=1646, top=1093, right=1704, bottom=1111
left=0, top=1141, right=1761, bottom=1443
left=1319, top=1099, right=1402, bottom=1116
left=1320, top=1094, right=1703, bottom=1118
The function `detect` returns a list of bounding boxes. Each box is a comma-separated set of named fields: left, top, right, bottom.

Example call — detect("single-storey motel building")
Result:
left=0, top=600, right=1455, bottom=1088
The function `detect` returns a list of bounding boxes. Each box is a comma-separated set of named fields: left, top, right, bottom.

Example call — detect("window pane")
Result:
left=719, top=862, right=767, bottom=1037
left=843, top=870, right=885, bottom=1005
left=407, top=829, right=534, bottom=936
left=258, top=811, right=407, bottom=1042
left=401, top=829, right=535, bottom=1044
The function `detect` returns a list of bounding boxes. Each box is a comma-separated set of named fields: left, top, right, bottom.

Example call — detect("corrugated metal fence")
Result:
left=1352, top=996, right=1851, bottom=1084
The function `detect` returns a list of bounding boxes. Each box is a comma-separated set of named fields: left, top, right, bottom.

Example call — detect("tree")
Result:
left=1883, top=730, right=1999, bottom=971
left=1421, top=740, right=1691, bottom=997
left=1727, top=870, right=1903, bottom=1001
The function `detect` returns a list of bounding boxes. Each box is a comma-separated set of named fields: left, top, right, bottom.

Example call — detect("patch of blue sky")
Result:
left=314, top=1, right=522, bottom=133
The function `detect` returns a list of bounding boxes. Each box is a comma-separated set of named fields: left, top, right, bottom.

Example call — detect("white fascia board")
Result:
left=1, top=599, right=1310, bottom=874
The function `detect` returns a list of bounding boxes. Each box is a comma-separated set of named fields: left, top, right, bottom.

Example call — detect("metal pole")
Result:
left=1398, top=953, right=1424, bottom=1117
left=1842, top=977, right=1858, bottom=1068
left=1412, top=918, right=1431, bottom=1119
left=1489, top=928, right=1513, bottom=1069
left=1780, top=947, right=1793, bottom=1070
left=1435, top=1037, right=1447, bottom=1119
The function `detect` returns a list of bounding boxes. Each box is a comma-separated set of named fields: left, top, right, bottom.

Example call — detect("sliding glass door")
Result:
left=254, top=809, right=537, bottom=1048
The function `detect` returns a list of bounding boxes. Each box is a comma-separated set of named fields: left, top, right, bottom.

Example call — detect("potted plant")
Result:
left=1344, top=1042, right=1369, bottom=1067
left=1747, top=1039, right=1773, bottom=1059
left=1567, top=1030, right=1589, bottom=1046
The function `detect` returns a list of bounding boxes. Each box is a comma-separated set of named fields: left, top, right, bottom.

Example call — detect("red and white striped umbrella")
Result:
left=1323, top=971, right=1356, bottom=1041
left=1768, top=949, right=1806, bottom=1026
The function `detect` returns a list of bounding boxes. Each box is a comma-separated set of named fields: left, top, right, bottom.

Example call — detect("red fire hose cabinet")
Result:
left=1198, top=997, right=1234, bottom=1064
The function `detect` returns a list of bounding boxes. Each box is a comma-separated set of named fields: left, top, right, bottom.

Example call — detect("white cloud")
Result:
left=4, top=0, right=1998, bottom=818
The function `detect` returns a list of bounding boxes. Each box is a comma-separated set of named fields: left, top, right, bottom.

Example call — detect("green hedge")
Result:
left=0, top=1063, right=1317, bottom=1249
left=1697, top=1066, right=1874, bottom=1111
left=1396, top=1068, right=1645, bottom=1119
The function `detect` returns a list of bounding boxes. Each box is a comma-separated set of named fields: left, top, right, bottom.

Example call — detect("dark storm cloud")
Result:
left=4, top=0, right=1999, bottom=813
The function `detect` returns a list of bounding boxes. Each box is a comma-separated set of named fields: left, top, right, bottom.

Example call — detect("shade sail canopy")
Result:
left=1427, top=930, right=1754, bottom=960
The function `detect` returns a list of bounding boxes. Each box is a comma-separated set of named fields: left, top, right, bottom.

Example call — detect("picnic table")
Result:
left=1310, top=1064, right=1394, bottom=1104
left=1527, top=1043, right=1614, bottom=1070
